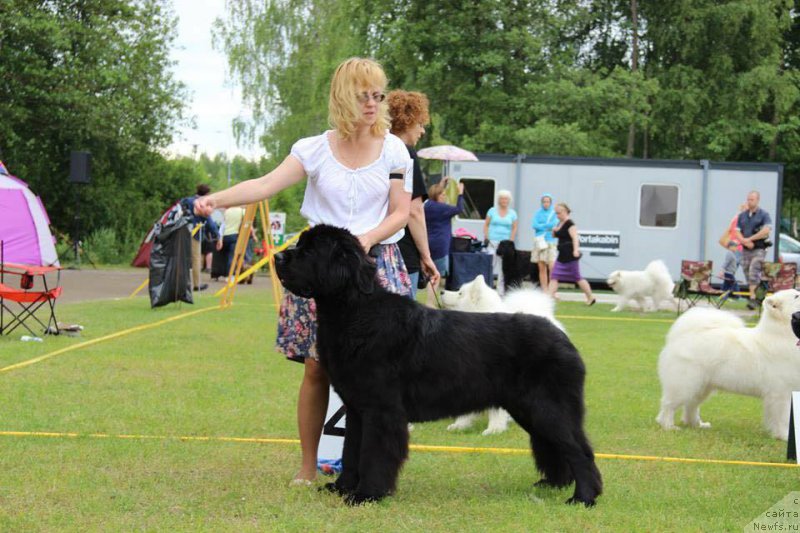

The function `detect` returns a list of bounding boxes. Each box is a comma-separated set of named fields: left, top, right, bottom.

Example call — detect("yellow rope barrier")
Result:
left=0, top=306, right=218, bottom=374
left=128, top=278, right=149, bottom=299
left=556, top=314, right=675, bottom=324
left=0, top=430, right=795, bottom=469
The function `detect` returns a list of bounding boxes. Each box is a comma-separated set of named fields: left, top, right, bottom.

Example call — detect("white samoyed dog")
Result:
left=607, top=260, right=675, bottom=312
left=441, top=275, right=565, bottom=435
left=655, top=289, right=800, bottom=440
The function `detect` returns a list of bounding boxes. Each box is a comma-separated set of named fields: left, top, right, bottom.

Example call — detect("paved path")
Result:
left=56, top=267, right=267, bottom=304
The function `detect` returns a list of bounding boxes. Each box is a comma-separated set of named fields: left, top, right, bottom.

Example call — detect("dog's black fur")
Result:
left=274, top=225, right=602, bottom=506
left=496, top=239, right=535, bottom=291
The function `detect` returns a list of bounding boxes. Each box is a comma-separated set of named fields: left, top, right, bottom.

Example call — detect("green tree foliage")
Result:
left=0, top=0, right=189, bottom=250
left=216, top=0, right=800, bottom=202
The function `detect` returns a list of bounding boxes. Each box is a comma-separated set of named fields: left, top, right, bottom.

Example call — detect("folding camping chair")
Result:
left=674, top=260, right=725, bottom=314
left=0, top=241, right=62, bottom=336
left=753, top=262, right=798, bottom=310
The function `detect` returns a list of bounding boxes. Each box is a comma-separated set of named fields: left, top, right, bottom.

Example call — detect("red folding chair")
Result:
left=0, top=241, right=62, bottom=336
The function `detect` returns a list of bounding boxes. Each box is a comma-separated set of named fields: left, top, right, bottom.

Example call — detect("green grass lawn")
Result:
left=0, top=289, right=796, bottom=531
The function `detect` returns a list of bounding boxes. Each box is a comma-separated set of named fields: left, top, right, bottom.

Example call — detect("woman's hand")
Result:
left=573, top=249, right=580, bottom=258
left=357, top=234, right=375, bottom=254
left=194, top=195, right=216, bottom=217
left=420, top=255, right=441, bottom=288
left=457, top=181, right=465, bottom=194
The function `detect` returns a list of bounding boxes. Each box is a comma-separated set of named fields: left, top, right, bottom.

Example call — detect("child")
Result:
left=720, top=240, right=741, bottom=297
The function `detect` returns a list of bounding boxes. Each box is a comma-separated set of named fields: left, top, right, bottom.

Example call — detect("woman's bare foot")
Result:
left=292, top=467, right=317, bottom=485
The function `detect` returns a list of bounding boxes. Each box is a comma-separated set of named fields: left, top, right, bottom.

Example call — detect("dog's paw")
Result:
left=535, top=477, right=572, bottom=489
left=344, top=492, right=382, bottom=506
left=320, top=482, right=354, bottom=496
left=698, top=421, right=711, bottom=429
left=447, top=422, right=471, bottom=431
left=566, top=496, right=596, bottom=508
left=481, top=425, right=507, bottom=436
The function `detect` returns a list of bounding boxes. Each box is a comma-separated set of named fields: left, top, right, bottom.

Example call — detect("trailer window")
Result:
left=639, top=185, right=678, bottom=228
left=458, top=178, right=495, bottom=220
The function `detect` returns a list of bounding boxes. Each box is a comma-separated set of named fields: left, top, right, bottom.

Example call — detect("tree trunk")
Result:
left=626, top=0, right=639, bottom=158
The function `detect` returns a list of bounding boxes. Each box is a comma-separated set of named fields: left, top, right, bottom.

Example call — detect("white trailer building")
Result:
left=449, top=154, right=783, bottom=283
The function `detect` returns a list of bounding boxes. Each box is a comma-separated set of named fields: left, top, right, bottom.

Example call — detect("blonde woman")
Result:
left=483, top=190, right=518, bottom=293
left=195, top=58, right=413, bottom=484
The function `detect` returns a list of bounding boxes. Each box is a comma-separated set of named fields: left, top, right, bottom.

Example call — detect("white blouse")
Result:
left=290, top=130, right=413, bottom=244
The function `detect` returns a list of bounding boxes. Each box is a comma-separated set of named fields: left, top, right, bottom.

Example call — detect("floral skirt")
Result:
left=276, top=243, right=411, bottom=362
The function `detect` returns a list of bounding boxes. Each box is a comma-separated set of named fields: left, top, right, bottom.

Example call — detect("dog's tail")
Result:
left=645, top=259, right=675, bottom=295
left=667, top=307, right=745, bottom=343
left=645, top=260, right=671, bottom=281
left=502, top=289, right=566, bottom=332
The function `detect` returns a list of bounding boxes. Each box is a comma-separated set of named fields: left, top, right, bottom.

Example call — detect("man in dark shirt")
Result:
left=735, top=190, right=772, bottom=309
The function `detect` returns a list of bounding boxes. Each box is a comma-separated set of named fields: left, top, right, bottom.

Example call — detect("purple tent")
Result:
left=0, top=165, right=59, bottom=266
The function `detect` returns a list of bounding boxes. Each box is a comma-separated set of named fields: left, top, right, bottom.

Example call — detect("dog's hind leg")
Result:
left=482, top=409, right=511, bottom=435
left=448, top=412, right=478, bottom=431
left=527, top=429, right=573, bottom=488
left=656, top=397, right=680, bottom=430
left=681, top=400, right=711, bottom=429
left=763, top=393, right=790, bottom=441
left=345, top=408, right=409, bottom=505
left=323, top=407, right=362, bottom=496
left=509, top=402, right=602, bottom=506
left=677, top=384, right=712, bottom=429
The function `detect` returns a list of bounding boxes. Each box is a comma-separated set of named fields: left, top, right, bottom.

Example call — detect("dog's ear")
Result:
left=764, top=295, right=780, bottom=311
left=344, top=240, right=375, bottom=295
left=355, top=254, right=376, bottom=294
left=469, top=276, right=485, bottom=302
left=474, top=275, right=486, bottom=287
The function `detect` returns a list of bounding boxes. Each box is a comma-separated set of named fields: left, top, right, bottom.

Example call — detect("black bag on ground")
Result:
left=451, top=236, right=473, bottom=253
left=149, top=205, right=193, bottom=308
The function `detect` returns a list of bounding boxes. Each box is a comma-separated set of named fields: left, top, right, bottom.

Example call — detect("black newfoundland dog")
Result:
left=495, top=239, right=535, bottom=291
left=274, top=225, right=602, bottom=506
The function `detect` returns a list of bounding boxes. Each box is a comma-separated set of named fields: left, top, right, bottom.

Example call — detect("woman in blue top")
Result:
left=531, top=193, right=558, bottom=290
left=424, top=177, right=466, bottom=277
left=483, top=190, right=518, bottom=292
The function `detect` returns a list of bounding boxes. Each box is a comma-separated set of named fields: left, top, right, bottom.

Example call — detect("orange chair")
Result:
left=0, top=241, right=62, bottom=336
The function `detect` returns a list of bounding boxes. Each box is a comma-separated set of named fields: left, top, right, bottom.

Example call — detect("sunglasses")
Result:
left=356, top=91, right=386, bottom=103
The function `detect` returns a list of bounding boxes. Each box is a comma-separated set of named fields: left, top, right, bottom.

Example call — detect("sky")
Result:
left=166, top=0, right=257, bottom=159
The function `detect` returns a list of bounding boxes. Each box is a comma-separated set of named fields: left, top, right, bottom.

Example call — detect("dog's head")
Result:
left=495, top=240, right=516, bottom=258
left=607, top=270, right=621, bottom=290
left=441, top=275, right=502, bottom=312
left=274, top=225, right=376, bottom=300
left=762, top=289, right=800, bottom=325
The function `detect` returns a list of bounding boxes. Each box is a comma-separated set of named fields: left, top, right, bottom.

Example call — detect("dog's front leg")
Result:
left=322, top=406, right=362, bottom=496
left=344, top=408, right=409, bottom=505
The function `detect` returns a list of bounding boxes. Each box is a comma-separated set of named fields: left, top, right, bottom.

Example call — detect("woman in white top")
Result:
left=194, top=57, right=413, bottom=484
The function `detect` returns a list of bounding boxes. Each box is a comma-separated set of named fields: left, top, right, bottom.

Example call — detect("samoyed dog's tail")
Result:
left=666, top=307, right=745, bottom=344
left=503, top=289, right=565, bottom=332
left=645, top=260, right=674, bottom=288
left=644, top=259, right=676, bottom=307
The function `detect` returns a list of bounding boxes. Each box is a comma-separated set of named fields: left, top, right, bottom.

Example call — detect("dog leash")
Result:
left=421, top=274, right=444, bottom=309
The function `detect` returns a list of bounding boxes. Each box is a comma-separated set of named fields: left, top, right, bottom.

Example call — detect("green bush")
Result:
left=85, top=227, right=121, bottom=264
